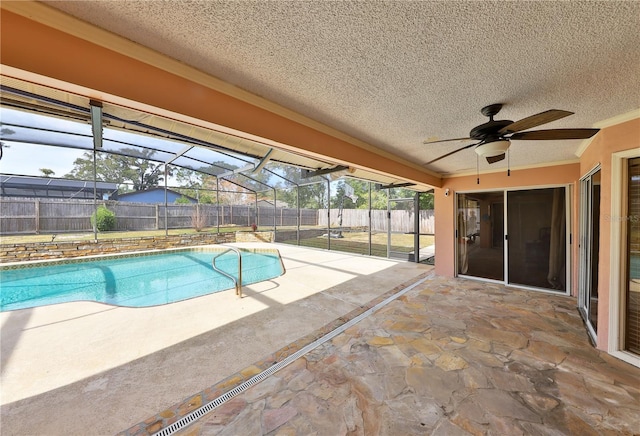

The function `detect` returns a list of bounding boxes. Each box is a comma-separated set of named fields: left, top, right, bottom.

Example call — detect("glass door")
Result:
left=507, top=187, right=569, bottom=292
left=457, top=187, right=570, bottom=292
left=457, top=192, right=504, bottom=281
left=579, top=167, right=601, bottom=339
left=625, top=158, right=639, bottom=354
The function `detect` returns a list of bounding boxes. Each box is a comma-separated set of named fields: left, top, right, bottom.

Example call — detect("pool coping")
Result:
left=0, top=244, right=280, bottom=270
left=1, top=245, right=286, bottom=312
left=118, top=270, right=433, bottom=436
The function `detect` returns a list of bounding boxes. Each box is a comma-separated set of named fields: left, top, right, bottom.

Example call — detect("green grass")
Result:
left=0, top=226, right=254, bottom=245
left=0, top=227, right=435, bottom=258
left=280, top=231, right=434, bottom=257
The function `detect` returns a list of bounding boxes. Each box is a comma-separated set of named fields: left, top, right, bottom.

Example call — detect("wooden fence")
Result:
left=0, top=198, right=318, bottom=234
left=318, top=209, right=435, bottom=233
left=0, top=198, right=433, bottom=235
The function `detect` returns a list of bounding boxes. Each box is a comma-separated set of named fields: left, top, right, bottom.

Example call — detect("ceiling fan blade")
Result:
left=486, top=154, right=505, bottom=164
left=499, top=109, right=574, bottom=134
left=423, top=137, right=472, bottom=145
left=510, top=128, right=600, bottom=140
left=425, top=142, right=480, bottom=165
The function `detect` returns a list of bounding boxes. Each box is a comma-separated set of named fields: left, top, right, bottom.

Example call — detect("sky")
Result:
left=0, top=107, right=250, bottom=184
left=0, top=107, right=346, bottom=194
left=0, top=142, right=84, bottom=177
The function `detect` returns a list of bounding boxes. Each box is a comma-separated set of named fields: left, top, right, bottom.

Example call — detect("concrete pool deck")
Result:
left=1, top=243, right=431, bottom=435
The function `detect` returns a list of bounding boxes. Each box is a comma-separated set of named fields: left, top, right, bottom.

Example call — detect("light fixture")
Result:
left=474, top=139, right=510, bottom=158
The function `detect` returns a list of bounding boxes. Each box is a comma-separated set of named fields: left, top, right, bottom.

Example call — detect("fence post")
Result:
left=155, top=204, right=159, bottom=230
left=35, top=198, right=40, bottom=234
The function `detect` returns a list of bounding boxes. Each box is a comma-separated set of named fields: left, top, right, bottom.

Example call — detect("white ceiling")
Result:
left=42, top=1, right=640, bottom=176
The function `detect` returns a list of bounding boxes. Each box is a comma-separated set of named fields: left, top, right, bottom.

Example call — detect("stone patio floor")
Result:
left=160, top=276, right=639, bottom=435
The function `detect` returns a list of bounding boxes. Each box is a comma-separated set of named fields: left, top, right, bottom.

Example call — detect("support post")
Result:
left=35, top=198, right=40, bottom=234
left=296, top=185, right=300, bottom=245
left=326, top=177, right=331, bottom=251
left=414, top=192, right=420, bottom=263
left=216, top=178, right=220, bottom=233
left=387, top=188, right=391, bottom=259
left=164, top=164, right=168, bottom=237
left=90, top=100, right=103, bottom=242
left=368, top=182, right=372, bottom=256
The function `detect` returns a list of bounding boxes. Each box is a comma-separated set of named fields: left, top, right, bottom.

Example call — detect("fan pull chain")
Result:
left=507, top=149, right=511, bottom=176
left=476, top=154, right=480, bottom=184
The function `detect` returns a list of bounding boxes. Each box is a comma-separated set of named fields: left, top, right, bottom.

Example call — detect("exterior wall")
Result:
left=578, top=118, right=640, bottom=350
left=435, top=163, right=580, bottom=279
left=118, top=190, right=191, bottom=203
left=434, top=118, right=639, bottom=354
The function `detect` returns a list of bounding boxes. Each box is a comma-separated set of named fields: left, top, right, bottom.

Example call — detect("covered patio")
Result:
left=1, top=2, right=639, bottom=435
left=2, top=244, right=639, bottom=435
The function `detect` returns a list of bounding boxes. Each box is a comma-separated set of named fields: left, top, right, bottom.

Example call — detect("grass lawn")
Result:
left=0, top=226, right=254, bottom=245
left=280, top=231, right=434, bottom=257
left=1, top=227, right=435, bottom=261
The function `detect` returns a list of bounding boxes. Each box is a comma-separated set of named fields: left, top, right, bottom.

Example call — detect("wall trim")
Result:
left=608, top=149, right=640, bottom=368
left=575, top=110, right=640, bottom=158
left=442, top=159, right=579, bottom=179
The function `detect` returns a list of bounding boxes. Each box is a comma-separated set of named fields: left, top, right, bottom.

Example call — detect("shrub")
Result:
left=91, top=205, right=116, bottom=232
left=191, top=207, right=207, bottom=232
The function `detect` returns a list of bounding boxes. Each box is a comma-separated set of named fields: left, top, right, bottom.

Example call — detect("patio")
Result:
left=164, top=277, right=640, bottom=436
left=2, top=244, right=639, bottom=435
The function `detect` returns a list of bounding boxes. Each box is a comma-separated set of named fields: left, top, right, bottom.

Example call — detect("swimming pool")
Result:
left=0, top=246, right=285, bottom=311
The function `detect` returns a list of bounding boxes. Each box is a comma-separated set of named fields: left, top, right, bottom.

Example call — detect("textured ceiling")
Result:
left=42, top=1, right=640, bottom=176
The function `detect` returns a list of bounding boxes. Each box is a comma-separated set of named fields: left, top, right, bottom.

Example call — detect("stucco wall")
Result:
left=434, top=118, right=639, bottom=353
left=578, top=118, right=640, bottom=350
left=435, top=163, right=580, bottom=280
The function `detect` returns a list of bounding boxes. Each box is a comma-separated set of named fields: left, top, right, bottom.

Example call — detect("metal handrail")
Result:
left=211, top=246, right=243, bottom=297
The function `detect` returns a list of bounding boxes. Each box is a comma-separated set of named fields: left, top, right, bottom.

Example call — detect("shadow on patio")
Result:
left=165, top=277, right=640, bottom=436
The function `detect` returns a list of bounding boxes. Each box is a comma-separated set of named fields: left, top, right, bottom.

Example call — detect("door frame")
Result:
left=456, top=184, right=572, bottom=295
left=608, top=150, right=640, bottom=367
left=578, top=164, right=601, bottom=342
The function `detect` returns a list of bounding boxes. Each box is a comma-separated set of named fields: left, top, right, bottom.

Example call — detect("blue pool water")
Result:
left=0, top=248, right=284, bottom=311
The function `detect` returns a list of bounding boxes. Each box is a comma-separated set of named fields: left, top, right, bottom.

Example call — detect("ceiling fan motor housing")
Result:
left=469, top=119, right=513, bottom=141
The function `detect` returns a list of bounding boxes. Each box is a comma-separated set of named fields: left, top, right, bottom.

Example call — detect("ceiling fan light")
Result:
left=474, top=139, right=510, bottom=158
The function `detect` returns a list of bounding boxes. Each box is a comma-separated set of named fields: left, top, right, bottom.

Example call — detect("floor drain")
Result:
left=153, top=273, right=432, bottom=436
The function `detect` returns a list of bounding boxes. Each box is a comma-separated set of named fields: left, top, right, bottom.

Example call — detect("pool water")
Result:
left=0, top=248, right=285, bottom=311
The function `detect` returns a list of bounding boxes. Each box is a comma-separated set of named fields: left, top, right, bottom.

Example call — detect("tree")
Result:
left=66, top=149, right=170, bottom=191
left=267, top=163, right=327, bottom=209
left=173, top=161, right=268, bottom=204
left=329, top=180, right=434, bottom=210
left=39, top=168, right=55, bottom=177
left=0, top=127, right=15, bottom=162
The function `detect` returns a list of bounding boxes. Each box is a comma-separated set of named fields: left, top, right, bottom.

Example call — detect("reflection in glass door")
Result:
left=457, top=192, right=504, bottom=281
left=457, top=187, right=570, bottom=292
left=579, top=167, right=601, bottom=338
left=507, top=188, right=568, bottom=291
left=625, top=158, right=639, bottom=354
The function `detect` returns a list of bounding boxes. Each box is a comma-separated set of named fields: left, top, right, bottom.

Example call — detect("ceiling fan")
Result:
left=423, top=104, right=599, bottom=165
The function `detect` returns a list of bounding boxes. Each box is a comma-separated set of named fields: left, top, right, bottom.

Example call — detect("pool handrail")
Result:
left=211, top=246, right=243, bottom=298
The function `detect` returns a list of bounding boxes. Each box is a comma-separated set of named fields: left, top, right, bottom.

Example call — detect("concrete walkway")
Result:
left=1, top=243, right=430, bottom=435
left=169, top=277, right=640, bottom=436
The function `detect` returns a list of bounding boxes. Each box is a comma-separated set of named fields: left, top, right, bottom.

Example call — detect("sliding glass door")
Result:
left=457, top=192, right=504, bottom=281
left=507, top=188, right=568, bottom=291
left=457, top=186, right=569, bottom=293
left=579, top=167, right=601, bottom=338
left=625, top=158, right=639, bottom=354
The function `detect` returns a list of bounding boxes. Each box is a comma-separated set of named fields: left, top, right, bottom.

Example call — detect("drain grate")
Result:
left=153, top=274, right=432, bottom=436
